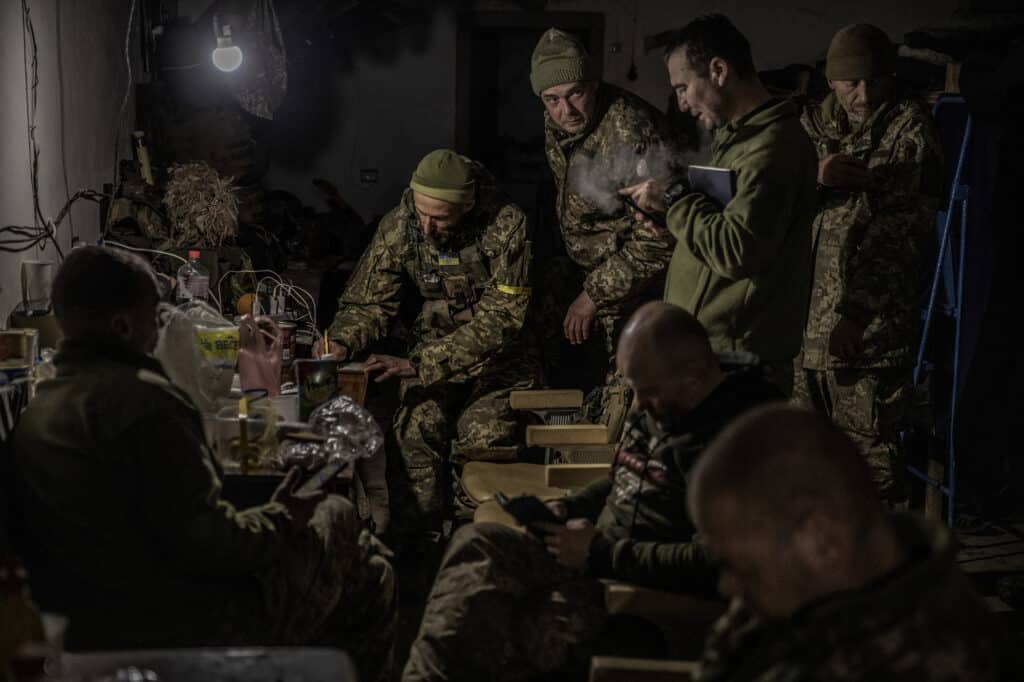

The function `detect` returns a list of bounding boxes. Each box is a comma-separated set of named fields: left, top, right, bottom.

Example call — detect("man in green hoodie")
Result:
left=690, top=404, right=1014, bottom=681
left=531, top=28, right=678, bottom=376
left=401, top=302, right=782, bottom=682
left=621, top=15, right=818, bottom=394
left=794, top=24, right=943, bottom=504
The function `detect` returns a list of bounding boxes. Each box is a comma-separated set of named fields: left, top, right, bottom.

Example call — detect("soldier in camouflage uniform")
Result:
left=688, top=405, right=1014, bottom=682
left=11, top=248, right=395, bottom=682
left=321, top=150, right=538, bottom=535
left=402, top=303, right=782, bottom=682
left=531, top=29, right=677, bottom=373
left=793, top=24, right=943, bottom=502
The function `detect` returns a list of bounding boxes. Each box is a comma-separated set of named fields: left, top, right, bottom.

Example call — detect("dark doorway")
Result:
left=455, top=12, right=604, bottom=226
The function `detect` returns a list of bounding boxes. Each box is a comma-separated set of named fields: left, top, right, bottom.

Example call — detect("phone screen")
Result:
left=494, top=492, right=562, bottom=526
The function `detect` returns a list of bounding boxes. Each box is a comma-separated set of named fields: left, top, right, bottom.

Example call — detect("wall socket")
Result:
left=360, top=168, right=379, bottom=185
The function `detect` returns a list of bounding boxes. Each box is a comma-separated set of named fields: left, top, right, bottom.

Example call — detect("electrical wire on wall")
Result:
left=55, top=0, right=76, bottom=244
left=110, top=0, right=138, bottom=195
left=2, top=0, right=138, bottom=258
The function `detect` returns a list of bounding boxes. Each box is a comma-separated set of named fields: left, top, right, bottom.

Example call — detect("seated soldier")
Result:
left=689, top=404, right=1016, bottom=681
left=11, top=247, right=395, bottom=682
left=315, top=149, right=539, bottom=539
left=402, top=301, right=783, bottom=682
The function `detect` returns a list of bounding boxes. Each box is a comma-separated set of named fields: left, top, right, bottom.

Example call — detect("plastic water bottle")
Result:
left=176, top=250, right=210, bottom=303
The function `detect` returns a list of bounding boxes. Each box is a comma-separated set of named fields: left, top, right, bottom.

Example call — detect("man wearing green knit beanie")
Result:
left=794, top=23, right=943, bottom=505
left=321, top=148, right=540, bottom=538
left=530, top=27, right=678, bottom=416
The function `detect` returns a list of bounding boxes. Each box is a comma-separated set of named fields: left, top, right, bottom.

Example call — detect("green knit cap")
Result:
left=530, top=28, right=600, bottom=96
left=409, top=149, right=475, bottom=205
left=825, top=24, right=895, bottom=81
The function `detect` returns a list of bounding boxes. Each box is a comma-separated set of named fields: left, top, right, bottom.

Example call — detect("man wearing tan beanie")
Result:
left=794, top=24, right=943, bottom=505
left=530, top=27, right=678, bottom=399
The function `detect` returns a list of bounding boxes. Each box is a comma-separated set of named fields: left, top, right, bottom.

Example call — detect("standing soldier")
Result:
left=795, top=24, right=943, bottom=504
left=317, top=149, right=538, bottom=537
left=531, top=28, right=677, bottom=388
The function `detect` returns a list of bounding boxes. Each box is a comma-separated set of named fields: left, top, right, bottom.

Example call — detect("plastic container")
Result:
left=176, top=250, right=210, bottom=302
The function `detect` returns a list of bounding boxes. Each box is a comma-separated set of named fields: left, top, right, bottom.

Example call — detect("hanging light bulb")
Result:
left=211, top=15, right=242, bottom=72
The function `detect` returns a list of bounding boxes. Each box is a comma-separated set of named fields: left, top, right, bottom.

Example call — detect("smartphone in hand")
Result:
left=494, top=491, right=563, bottom=527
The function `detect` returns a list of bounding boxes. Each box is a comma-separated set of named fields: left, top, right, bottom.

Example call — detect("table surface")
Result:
left=61, top=647, right=357, bottom=682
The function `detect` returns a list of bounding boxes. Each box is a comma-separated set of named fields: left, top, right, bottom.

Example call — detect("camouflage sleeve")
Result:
left=583, top=115, right=677, bottom=309
left=328, top=212, right=405, bottom=356
left=666, top=142, right=809, bottom=280
left=835, top=116, right=943, bottom=326
left=582, top=218, right=675, bottom=309
left=413, top=207, right=532, bottom=386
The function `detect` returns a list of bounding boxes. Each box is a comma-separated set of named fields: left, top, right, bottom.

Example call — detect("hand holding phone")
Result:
left=494, top=492, right=564, bottom=528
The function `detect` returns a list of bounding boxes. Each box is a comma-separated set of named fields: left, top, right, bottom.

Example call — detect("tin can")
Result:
left=0, top=329, right=39, bottom=364
left=295, top=358, right=339, bottom=421
left=338, top=363, right=368, bottom=406
left=276, top=319, right=297, bottom=369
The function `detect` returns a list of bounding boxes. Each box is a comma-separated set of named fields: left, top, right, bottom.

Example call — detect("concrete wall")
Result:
left=262, top=0, right=956, bottom=224
left=0, top=0, right=137, bottom=324
left=263, top=7, right=458, bottom=223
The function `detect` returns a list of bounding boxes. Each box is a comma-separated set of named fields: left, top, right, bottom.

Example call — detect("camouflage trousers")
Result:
left=402, top=522, right=607, bottom=682
left=792, top=367, right=921, bottom=503
left=235, top=495, right=397, bottom=682
left=389, top=358, right=541, bottom=536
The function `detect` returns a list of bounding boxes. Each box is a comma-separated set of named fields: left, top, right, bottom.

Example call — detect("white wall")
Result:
left=263, top=7, right=458, bottom=223
left=0, top=0, right=137, bottom=322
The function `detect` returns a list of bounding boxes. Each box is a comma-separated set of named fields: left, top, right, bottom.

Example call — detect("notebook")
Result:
left=687, top=165, right=736, bottom=207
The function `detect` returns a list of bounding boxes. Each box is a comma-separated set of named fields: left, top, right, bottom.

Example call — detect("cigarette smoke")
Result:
left=568, top=129, right=712, bottom=214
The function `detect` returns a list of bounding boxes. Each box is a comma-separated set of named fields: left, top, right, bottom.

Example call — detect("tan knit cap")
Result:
left=826, top=24, right=895, bottom=81
left=530, top=28, right=600, bottom=96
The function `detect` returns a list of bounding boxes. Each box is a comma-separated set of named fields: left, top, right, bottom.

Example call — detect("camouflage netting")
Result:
left=163, top=162, right=240, bottom=248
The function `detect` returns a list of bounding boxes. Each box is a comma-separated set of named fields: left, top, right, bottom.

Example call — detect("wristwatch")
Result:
left=663, top=181, right=689, bottom=209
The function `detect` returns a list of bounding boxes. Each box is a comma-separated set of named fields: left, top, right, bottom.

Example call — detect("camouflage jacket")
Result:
left=560, top=370, right=782, bottom=592
left=544, top=83, right=677, bottom=313
left=329, top=179, right=533, bottom=387
left=11, top=341, right=296, bottom=649
left=800, top=92, right=942, bottom=369
left=697, top=513, right=1012, bottom=682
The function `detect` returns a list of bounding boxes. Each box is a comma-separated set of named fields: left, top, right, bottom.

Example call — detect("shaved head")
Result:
left=688, top=403, right=892, bottom=618
left=616, top=302, right=721, bottom=429
left=689, top=404, right=879, bottom=533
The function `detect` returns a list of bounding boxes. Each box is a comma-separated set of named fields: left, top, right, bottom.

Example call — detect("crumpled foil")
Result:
left=271, top=395, right=382, bottom=471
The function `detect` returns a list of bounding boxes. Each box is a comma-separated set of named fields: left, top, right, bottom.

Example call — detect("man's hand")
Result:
left=312, top=338, right=348, bottom=360
left=271, top=466, right=325, bottom=532
left=619, top=180, right=668, bottom=228
left=828, top=315, right=866, bottom=360
left=563, top=290, right=598, bottom=345
left=533, top=518, right=597, bottom=571
left=818, top=154, right=868, bottom=189
left=545, top=500, right=568, bottom=522
left=364, top=354, right=417, bottom=382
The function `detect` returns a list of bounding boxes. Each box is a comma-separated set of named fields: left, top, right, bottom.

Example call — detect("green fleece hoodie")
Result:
left=665, top=98, right=817, bottom=365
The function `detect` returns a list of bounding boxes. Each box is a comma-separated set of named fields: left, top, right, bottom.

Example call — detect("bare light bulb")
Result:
left=212, top=23, right=242, bottom=72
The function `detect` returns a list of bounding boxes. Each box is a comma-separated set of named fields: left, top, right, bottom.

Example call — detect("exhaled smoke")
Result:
left=568, top=132, right=713, bottom=214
